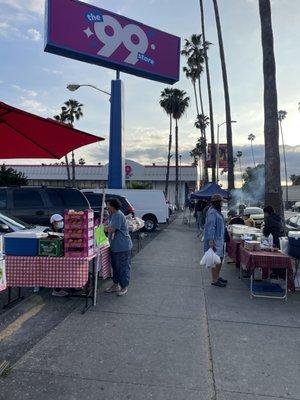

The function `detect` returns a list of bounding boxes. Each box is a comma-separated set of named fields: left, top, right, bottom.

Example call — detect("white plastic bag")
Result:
left=279, top=237, right=289, bottom=255
left=200, top=248, right=221, bottom=268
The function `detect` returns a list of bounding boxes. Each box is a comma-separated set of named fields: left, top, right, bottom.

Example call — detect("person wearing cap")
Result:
left=203, top=194, right=227, bottom=287
left=50, top=214, right=68, bottom=297
left=50, top=214, right=64, bottom=233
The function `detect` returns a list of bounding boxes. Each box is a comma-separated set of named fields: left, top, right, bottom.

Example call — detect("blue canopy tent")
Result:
left=191, top=182, right=228, bottom=200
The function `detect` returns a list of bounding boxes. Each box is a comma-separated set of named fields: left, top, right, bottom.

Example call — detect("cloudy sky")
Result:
left=0, top=0, right=300, bottom=183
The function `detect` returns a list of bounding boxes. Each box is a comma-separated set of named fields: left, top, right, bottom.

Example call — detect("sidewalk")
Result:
left=1, top=217, right=300, bottom=399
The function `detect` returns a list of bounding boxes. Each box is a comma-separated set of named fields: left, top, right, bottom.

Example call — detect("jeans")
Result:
left=111, top=251, right=131, bottom=289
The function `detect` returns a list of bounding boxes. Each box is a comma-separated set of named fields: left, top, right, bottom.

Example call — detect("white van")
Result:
left=82, top=189, right=168, bottom=232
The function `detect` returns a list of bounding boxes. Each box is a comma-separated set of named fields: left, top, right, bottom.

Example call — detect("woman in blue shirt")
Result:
left=105, top=198, right=133, bottom=296
left=203, top=194, right=227, bottom=287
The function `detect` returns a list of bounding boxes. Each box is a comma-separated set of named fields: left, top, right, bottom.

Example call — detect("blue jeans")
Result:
left=111, top=251, right=131, bottom=289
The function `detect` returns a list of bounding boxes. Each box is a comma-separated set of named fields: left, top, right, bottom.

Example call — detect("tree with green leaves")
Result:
left=290, top=174, right=300, bottom=186
left=242, top=164, right=265, bottom=204
left=278, top=110, right=288, bottom=208
left=171, top=89, right=190, bottom=208
left=0, top=164, right=28, bottom=186
left=259, top=0, right=283, bottom=215
left=160, top=88, right=175, bottom=199
left=54, top=99, right=84, bottom=187
left=212, top=0, right=235, bottom=192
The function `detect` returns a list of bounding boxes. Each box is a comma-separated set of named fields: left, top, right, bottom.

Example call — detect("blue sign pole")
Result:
left=108, top=77, right=125, bottom=189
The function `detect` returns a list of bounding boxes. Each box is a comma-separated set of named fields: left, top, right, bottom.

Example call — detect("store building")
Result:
left=8, top=160, right=200, bottom=206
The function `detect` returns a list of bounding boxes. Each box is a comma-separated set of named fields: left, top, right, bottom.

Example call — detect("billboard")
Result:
left=45, top=0, right=180, bottom=84
left=206, top=144, right=228, bottom=168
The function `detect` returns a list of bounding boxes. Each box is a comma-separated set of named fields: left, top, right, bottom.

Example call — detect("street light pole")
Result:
left=67, top=84, right=111, bottom=97
left=67, top=79, right=125, bottom=189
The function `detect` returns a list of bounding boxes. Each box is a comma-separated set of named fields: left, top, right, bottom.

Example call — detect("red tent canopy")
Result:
left=0, top=102, right=104, bottom=159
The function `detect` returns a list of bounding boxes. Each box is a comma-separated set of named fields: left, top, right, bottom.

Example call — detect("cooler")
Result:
left=288, top=231, right=300, bottom=259
left=4, top=232, right=48, bottom=256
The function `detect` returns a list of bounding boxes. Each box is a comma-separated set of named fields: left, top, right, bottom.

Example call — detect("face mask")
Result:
left=56, top=221, right=64, bottom=230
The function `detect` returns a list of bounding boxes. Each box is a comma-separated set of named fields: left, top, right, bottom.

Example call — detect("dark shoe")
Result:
left=218, top=277, right=228, bottom=284
left=211, top=281, right=226, bottom=288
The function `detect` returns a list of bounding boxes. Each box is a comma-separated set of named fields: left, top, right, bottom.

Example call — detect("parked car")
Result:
left=0, top=212, right=49, bottom=235
left=285, top=214, right=300, bottom=231
left=292, top=202, right=300, bottom=212
left=0, top=187, right=90, bottom=226
left=83, top=192, right=135, bottom=217
left=244, top=207, right=264, bottom=228
left=82, top=189, right=169, bottom=232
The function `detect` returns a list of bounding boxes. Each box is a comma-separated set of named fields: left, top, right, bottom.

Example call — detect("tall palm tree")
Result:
left=278, top=110, right=288, bottom=209
left=181, top=34, right=206, bottom=115
left=236, top=150, right=243, bottom=181
left=171, top=89, right=190, bottom=208
left=212, top=0, right=234, bottom=192
left=160, top=88, right=175, bottom=199
left=199, top=0, right=216, bottom=182
left=183, top=65, right=200, bottom=118
left=53, top=110, right=71, bottom=185
left=59, top=99, right=84, bottom=187
left=195, top=114, right=209, bottom=182
left=248, top=133, right=256, bottom=167
left=259, top=0, right=283, bottom=215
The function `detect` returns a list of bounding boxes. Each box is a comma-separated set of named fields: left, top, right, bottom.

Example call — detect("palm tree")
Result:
left=278, top=110, right=288, bottom=209
left=212, top=0, right=235, bottom=192
left=58, top=99, right=83, bottom=187
left=236, top=151, right=243, bottom=182
left=181, top=34, right=205, bottom=114
left=248, top=133, right=256, bottom=167
left=53, top=110, right=71, bottom=185
left=259, top=0, right=283, bottom=215
left=183, top=65, right=200, bottom=118
left=171, top=89, right=190, bottom=209
left=195, top=114, right=209, bottom=182
left=182, top=35, right=209, bottom=183
left=199, top=0, right=216, bottom=182
left=160, top=88, right=175, bottom=199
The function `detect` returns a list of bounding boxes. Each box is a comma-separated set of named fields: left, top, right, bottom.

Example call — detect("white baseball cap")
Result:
left=50, top=214, right=63, bottom=224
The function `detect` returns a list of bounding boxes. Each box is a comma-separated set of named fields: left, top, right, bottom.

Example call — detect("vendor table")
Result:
left=227, top=238, right=243, bottom=268
left=4, top=245, right=112, bottom=313
left=240, top=246, right=294, bottom=301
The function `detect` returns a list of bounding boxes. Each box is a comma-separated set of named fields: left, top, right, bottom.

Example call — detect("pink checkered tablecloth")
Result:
left=97, top=244, right=112, bottom=279
left=240, top=247, right=295, bottom=291
left=5, top=255, right=96, bottom=288
left=227, top=238, right=243, bottom=267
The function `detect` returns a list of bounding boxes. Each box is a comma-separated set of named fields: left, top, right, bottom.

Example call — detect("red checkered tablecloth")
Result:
left=96, top=244, right=112, bottom=279
left=227, top=239, right=243, bottom=266
left=5, top=255, right=96, bottom=288
left=240, top=247, right=295, bottom=291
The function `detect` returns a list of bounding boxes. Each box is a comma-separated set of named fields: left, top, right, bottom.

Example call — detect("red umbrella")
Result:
left=0, top=102, right=104, bottom=159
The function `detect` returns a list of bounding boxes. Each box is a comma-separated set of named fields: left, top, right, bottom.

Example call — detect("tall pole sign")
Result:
left=45, top=0, right=180, bottom=187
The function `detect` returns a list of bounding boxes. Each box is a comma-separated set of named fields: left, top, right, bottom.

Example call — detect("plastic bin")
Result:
left=4, top=232, right=48, bottom=256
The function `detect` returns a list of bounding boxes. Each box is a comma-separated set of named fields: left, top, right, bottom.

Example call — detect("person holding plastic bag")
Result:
left=203, top=194, right=227, bottom=287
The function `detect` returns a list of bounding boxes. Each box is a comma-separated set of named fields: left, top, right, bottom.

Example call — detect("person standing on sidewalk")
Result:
left=203, top=194, right=227, bottom=287
left=195, top=199, right=207, bottom=237
left=105, top=198, right=133, bottom=296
